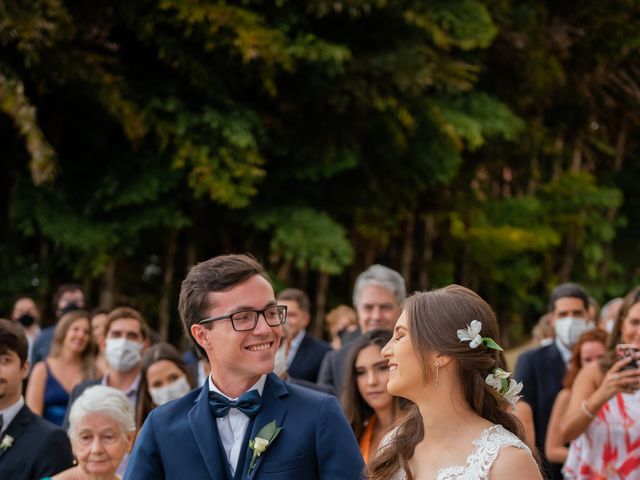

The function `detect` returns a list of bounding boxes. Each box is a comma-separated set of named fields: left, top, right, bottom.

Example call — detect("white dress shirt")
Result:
left=287, top=330, right=305, bottom=367
left=554, top=337, right=573, bottom=365
left=208, top=375, right=266, bottom=475
left=0, top=396, right=24, bottom=437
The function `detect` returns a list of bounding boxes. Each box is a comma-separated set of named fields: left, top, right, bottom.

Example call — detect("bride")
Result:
left=369, top=285, right=541, bottom=479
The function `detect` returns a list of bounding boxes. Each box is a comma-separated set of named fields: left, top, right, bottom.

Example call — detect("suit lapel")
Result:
left=289, top=335, right=310, bottom=374
left=188, top=384, right=229, bottom=480
left=245, top=374, right=289, bottom=480
left=0, top=406, right=31, bottom=461
left=546, top=344, right=566, bottom=386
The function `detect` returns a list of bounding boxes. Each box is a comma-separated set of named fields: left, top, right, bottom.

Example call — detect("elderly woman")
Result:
left=43, top=386, right=135, bottom=480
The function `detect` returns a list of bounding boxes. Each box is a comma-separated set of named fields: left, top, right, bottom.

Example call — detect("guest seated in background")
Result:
left=545, top=329, right=606, bottom=464
left=0, top=319, right=73, bottom=480
left=31, top=284, right=86, bottom=365
left=136, top=342, right=195, bottom=427
left=341, top=329, right=410, bottom=464
left=91, top=309, right=109, bottom=376
left=26, top=310, right=95, bottom=426
left=325, top=305, right=359, bottom=350
left=11, top=296, right=42, bottom=364
left=276, top=288, right=332, bottom=383
left=44, top=385, right=135, bottom=480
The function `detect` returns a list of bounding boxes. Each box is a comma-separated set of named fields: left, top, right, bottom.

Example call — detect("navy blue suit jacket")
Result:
left=124, top=373, right=364, bottom=479
left=288, top=333, right=332, bottom=383
left=514, top=342, right=566, bottom=480
left=0, top=404, right=73, bottom=480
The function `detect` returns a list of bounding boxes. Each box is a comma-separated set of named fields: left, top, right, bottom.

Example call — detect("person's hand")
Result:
left=594, top=356, right=640, bottom=403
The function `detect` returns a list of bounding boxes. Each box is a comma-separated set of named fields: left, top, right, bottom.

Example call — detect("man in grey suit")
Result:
left=317, top=264, right=405, bottom=396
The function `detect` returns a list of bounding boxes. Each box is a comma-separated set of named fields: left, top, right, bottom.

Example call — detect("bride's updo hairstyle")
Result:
left=369, top=285, right=525, bottom=480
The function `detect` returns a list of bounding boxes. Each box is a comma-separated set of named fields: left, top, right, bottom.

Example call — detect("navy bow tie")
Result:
left=208, top=389, right=262, bottom=418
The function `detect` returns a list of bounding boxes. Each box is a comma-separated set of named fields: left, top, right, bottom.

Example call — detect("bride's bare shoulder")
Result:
left=490, top=445, right=542, bottom=479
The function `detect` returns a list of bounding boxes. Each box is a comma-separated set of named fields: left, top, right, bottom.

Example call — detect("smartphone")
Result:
left=616, top=344, right=640, bottom=371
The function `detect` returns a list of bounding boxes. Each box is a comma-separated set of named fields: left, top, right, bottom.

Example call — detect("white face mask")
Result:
left=555, top=317, right=594, bottom=348
left=105, top=338, right=143, bottom=372
left=149, top=376, right=191, bottom=406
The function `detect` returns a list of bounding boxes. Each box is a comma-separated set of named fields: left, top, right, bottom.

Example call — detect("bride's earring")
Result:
left=435, top=360, right=440, bottom=387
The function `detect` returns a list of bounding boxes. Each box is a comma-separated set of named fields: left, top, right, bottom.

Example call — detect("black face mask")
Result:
left=58, top=302, right=80, bottom=317
left=17, top=314, right=36, bottom=327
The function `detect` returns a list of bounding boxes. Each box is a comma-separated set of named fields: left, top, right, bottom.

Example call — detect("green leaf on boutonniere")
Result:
left=248, top=420, right=283, bottom=474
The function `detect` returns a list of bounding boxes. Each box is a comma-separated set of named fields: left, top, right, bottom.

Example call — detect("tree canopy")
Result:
left=1, top=0, right=638, bottom=344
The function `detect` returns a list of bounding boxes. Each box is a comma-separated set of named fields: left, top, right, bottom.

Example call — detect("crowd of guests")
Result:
left=0, top=262, right=638, bottom=479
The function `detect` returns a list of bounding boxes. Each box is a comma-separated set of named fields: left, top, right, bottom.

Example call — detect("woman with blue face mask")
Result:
left=136, top=343, right=195, bottom=428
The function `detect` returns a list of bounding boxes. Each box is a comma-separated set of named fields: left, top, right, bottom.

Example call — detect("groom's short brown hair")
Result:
left=179, top=254, right=270, bottom=358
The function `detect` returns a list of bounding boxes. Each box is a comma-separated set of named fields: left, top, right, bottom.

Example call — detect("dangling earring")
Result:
left=435, top=360, right=440, bottom=387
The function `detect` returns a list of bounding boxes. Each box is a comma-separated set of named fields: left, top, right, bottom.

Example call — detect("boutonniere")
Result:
left=0, top=434, right=14, bottom=451
left=248, top=420, right=282, bottom=474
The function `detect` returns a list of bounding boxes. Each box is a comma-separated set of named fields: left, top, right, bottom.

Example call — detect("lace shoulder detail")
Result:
left=438, top=425, right=531, bottom=480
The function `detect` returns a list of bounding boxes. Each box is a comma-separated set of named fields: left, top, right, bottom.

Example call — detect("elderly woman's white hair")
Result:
left=68, top=385, right=136, bottom=438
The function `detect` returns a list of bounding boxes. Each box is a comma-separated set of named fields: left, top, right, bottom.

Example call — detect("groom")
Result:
left=125, top=254, right=364, bottom=479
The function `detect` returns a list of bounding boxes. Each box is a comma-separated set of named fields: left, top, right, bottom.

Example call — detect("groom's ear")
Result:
left=191, top=324, right=212, bottom=351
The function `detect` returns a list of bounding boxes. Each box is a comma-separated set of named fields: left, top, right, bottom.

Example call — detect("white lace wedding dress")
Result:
left=385, top=424, right=532, bottom=480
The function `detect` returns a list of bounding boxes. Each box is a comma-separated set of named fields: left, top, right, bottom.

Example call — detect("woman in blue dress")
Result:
left=26, top=310, right=95, bottom=425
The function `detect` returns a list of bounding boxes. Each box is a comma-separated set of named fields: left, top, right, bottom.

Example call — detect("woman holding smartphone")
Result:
left=561, top=286, right=640, bottom=478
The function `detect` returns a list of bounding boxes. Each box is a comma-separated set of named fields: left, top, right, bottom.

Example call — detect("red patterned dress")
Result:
left=564, top=390, right=640, bottom=479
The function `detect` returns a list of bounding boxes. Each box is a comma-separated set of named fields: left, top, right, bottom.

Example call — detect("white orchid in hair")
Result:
left=502, top=379, right=524, bottom=409
left=457, top=320, right=502, bottom=351
left=485, top=368, right=510, bottom=390
left=485, top=368, right=523, bottom=410
left=457, top=320, right=483, bottom=348
left=457, top=320, right=503, bottom=351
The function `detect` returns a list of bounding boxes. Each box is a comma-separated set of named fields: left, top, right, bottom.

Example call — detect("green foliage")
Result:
left=253, top=208, right=354, bottom=275
left=0, top=0, right=637, bottom=346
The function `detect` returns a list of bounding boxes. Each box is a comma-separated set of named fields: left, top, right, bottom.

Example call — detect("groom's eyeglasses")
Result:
left=198, top=305, right=287, bottom=332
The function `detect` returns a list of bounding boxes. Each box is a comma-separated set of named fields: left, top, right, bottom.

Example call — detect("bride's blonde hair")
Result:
left=368, top=285, right=528, bottom=480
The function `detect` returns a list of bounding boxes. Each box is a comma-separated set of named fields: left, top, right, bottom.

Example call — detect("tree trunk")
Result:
left=313, top=271, right=329, bottom=339
left=185, top=239, right=197, bottom=269
left=570, top=136, right=583, bottom=172
left=158, top=231, right=178, bottom=342
left=600, top=120, right=628, bottom=278
left=418, top=213, right=436, bottom=290
left=400, top=215, right=415, bottom=290
left=99, top=259, right=116, bottom=310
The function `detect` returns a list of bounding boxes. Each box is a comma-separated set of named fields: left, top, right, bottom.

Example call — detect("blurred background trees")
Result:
left=1, top=0, right=638, bottom=345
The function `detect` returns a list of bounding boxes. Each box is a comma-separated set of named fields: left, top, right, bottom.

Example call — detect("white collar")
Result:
left=208, top=374, right=267, bottom=400
left=554, top=337, right=573, bottom=364
left=0, top=396, right=24, bottom=436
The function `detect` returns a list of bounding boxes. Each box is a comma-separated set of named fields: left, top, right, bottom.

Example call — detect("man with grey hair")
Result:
left=317, top=264, right=406, bottom=396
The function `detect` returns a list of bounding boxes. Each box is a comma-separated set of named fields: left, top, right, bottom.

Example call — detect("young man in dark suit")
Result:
left=276, top=288, right=331, bottom=383
left=0, top=319, right=73, bottom=480
left=515, top=282, right=593, bottom=480
left=125, top=254, right=364, bottom=479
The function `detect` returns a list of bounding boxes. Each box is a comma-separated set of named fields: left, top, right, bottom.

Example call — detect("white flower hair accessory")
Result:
left=486, top=368, right=523, bottom=409
left=457, top=321, right=522, bottom=409
left=457, top=320, right=504, bottom=351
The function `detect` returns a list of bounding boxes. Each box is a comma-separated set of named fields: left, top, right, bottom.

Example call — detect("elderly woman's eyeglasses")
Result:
left=198, top=305, right=287, bottom=332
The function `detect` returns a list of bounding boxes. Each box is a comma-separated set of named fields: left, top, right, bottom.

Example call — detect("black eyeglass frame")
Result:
left=198, top=305, right=288, bottom=332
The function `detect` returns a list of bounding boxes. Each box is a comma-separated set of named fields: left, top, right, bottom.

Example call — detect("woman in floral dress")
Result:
left=562, top=286, right=640, bottom=479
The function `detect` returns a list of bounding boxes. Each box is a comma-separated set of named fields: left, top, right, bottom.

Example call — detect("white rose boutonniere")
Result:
left=248, top=420, right=282, bottom=474
left=0, top=434, right=14, bottom=451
